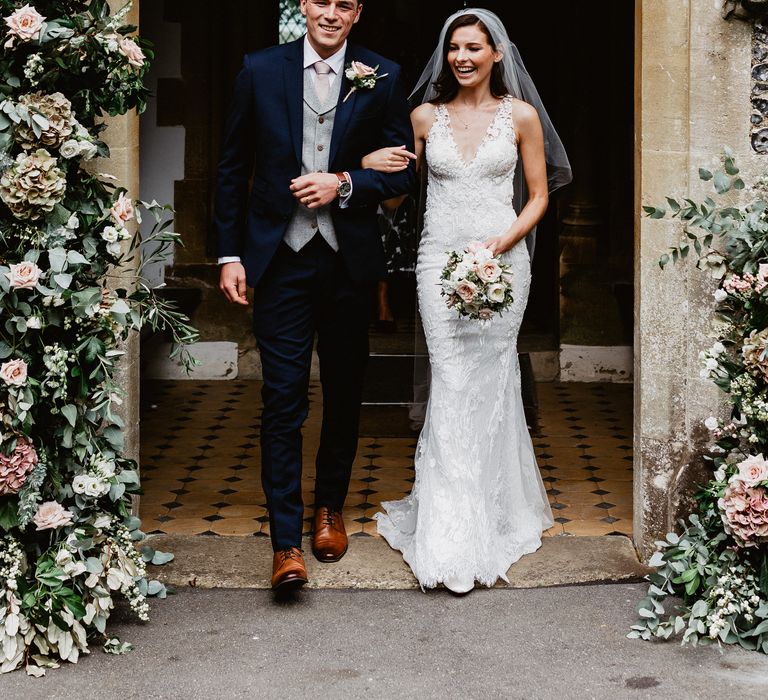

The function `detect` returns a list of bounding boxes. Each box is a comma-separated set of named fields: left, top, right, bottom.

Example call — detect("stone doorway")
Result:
left=137, top=0, right=640, bottom=573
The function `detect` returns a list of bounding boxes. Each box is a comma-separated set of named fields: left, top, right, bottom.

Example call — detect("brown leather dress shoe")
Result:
left=312, top=507, right=348, bottom=562
left=271, top=547, right=308, bottom=590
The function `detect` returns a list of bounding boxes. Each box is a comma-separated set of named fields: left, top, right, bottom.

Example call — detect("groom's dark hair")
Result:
left=431, top=14, right=508, bottom=104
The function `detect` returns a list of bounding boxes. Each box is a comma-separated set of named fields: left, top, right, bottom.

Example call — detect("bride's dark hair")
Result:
left=430, top=14, right=509, bottom=104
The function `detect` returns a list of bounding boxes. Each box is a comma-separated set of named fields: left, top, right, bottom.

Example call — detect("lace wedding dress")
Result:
left=375, top=96, right=554, bottom=592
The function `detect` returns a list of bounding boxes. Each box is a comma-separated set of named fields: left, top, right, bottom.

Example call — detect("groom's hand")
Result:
left=219, top=262, right=249, bottom=306
left=290, top=173, right=340, bottom=209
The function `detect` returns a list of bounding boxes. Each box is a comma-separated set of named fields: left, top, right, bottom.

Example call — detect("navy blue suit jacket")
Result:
left=214, top=38, right=416, bottom=288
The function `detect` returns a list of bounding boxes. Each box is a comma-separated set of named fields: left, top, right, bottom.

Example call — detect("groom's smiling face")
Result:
left=301, top=0, right=362, bottom=58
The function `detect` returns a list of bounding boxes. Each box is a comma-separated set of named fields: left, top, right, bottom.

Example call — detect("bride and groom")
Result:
left=215, top=1, right=571, bottom=593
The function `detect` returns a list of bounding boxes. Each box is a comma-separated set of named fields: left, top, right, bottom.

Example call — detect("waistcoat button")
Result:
left=317, top=144, right=325, bottom=151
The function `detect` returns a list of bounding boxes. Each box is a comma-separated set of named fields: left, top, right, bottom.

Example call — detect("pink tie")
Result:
left=314, top=61, right=332, bottom=102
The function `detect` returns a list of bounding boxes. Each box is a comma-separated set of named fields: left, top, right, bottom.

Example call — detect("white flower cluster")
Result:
left=23, top=53, right=44, bottom=85
left=40, top=343, right=72, bottom=401
left=100, top=224, right=130, bottom=257
left=72, top=455, right=117, bottom=499
left=699, top=342, right=727, bottom=380
left=60, top=122, right=97, bottom=161
left=0, top=535, right=24, bottom=589
left=705, top=567, right=764, bottom=639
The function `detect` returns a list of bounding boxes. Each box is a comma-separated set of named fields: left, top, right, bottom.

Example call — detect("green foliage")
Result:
left=0, top=1, right=197, bottom=677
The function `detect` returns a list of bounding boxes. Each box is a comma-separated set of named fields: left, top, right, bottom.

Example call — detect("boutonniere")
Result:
left=343, top=61, right=389, bottom=102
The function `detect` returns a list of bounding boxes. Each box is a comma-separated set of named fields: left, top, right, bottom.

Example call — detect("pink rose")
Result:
left=118, top=36, right=145, bottom=68
left=477, top=260, right=502, bottom=283
left=0, top=436, right=37, bottom=495
left=33, top=501, right=73, bottom=531
left=6, top=260, right=42, bottom=289
left=734, top=454, right=768, bottom=487
left=111, top=192, right=134, bottom=225
left=4, top=4, right=45, bottom=47
left=348, top=61, right=376, bottom=78
left=0, top=358, right=28, bottom=386
left=455, top=280, right=477, bottom=304
left=466, top=240, right=485, bottom=254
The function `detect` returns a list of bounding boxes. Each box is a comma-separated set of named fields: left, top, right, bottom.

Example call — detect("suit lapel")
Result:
left=329, top=46, right=358, bottom=167
left=283, top=38, right=304, bottom=166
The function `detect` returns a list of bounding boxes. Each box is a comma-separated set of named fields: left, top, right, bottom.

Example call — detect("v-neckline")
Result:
left=444, top=97, right=506, bottom=169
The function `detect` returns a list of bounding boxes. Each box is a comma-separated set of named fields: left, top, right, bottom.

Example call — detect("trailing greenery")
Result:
left=0, top=1, right=197, bottom=675
left=631, top=150, right=768, bottom=652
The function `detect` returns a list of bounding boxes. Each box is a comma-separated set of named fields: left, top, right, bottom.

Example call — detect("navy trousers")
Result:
left=252, top=235, right=372, bottom=551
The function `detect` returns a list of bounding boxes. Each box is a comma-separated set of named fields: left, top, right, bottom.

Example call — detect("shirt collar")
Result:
left=303, top=34, right=346, bottom=75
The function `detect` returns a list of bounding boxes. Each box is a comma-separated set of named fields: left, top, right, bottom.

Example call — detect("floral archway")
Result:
left=0, top=1, right=195, bottom=675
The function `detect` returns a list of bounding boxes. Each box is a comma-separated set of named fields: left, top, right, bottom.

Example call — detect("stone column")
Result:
left=635, top=0, right=757, bottom=558
left=102, top=0, right=141, bottom=473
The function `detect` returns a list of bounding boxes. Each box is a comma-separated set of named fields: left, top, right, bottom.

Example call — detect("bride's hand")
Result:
left=483, top=235, right=515, bottom=257
left=362, top=145, right=417, bottom=173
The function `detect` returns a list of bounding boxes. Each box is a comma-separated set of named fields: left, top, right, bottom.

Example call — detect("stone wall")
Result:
left=103, top=0, right=140, bottom=467
left=634, top=0, right=761, bottom=557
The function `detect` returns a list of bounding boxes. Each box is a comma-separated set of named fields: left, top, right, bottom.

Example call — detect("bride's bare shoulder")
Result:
left=508, top=97, right=540, bottom=127
left=411, top=102, right=438, bottom=135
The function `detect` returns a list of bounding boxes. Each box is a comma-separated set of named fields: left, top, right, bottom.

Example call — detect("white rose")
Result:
left=711, top=342, right=725, bottom=354
left=704, top=416, right=718, bottom=431
left=714, top=288, right=728, bottom=302
left=78, top=141, right=97, bottom=160
left=455, top=261, right=471, bottom=279
left=101, top=226, right=120, bottom=243
left=25, top=316, right=41, bottom=329
left=106, top=241, right=122, bottom=257
left=59, top=140, right=80, bottom=159
left=473, top=247, right=493, bottom=264
left=487, top=283, right=506, bottom=304
left=705, top=358, right=718, bottom=371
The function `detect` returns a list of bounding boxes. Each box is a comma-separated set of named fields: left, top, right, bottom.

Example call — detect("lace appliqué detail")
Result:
left=375, top=94, right=553, bottom=591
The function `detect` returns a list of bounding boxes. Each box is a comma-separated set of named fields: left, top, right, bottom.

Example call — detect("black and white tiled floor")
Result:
left=139, top=381, right=633, bottom=538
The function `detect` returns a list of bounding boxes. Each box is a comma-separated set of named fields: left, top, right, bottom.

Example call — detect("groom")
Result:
left=214, top=0, right=415, bottom=590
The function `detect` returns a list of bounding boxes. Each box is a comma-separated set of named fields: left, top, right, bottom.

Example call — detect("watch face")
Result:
left=338, top=181, right=352, bottom=197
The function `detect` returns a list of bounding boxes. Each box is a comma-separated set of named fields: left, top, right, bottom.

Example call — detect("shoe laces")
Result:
left=321, top=509, right=340, bottom=527
left=279, top=548, right=301, bottom=562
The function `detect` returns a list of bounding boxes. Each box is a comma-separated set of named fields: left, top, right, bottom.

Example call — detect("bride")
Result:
left=364, top=8, right=572, bottom=593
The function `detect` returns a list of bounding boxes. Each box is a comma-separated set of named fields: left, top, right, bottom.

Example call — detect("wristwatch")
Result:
left=335, top=172, right=352, bottom=198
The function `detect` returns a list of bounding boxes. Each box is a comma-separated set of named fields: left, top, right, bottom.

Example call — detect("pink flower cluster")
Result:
left=718, top=454, right=768, bottom=547
left=723, top=264, right=768, bottom=295
left=0, top=436, right=38, bottom=495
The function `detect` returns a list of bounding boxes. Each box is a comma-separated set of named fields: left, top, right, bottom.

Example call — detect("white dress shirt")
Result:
left=219, top=37, right=352, bottom=265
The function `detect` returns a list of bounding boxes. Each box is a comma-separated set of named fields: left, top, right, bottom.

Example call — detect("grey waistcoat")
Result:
left=283, top=67, right=343, bottom=252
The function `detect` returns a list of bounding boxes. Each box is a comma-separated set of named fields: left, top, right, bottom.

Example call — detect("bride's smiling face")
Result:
left=446, top=24, right=502, bottom=90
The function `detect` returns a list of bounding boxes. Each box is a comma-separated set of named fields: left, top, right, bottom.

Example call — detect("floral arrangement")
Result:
left=0, top=1, right=198, bottom=676
left=440, top=241, right=514, bottom=320
left=343, top=60, right=387, bottom=103
left=630, top=149, right=768, bottom=652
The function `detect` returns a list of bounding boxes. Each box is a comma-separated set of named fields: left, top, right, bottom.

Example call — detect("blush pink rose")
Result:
left=466, top=240, right=485, bottom=254
left=33, top=501, right=73, bottom=531
left=477, top=260, right=502, bottom=283
left=118, top=36, right=145, bottom=68
left=348, top=61, right=376, bottom=78
left=759, top=263, right=768, bottom=283
left=4, top=4, right=45, bottom=46
left=734, top=454, right=768, bottom=487
left=0, top=436, right=38, bottom=495
left=455, top=280, right=477, bottom=304
left=111, top=192, right=134, bottom=225
left=6, top=260, right=42, bottom=289
left=0, top=358, right=28, bottom=386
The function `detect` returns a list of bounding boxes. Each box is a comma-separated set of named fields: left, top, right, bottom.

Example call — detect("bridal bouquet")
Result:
left=440, top=241, right=514, bottom=320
